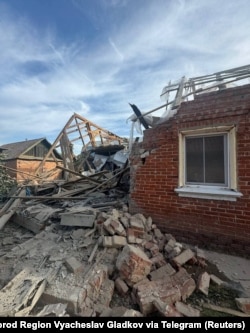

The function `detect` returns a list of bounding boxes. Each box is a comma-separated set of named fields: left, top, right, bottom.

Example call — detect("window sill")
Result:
left=175, top=187, right=243, bottom=201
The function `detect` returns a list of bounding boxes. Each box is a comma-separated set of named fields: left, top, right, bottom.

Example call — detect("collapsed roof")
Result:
left=1, top=65, right=250, bottom=317
left=35, top=113, right=129, bottom=181
left=128, top=64, right=250, bottom=134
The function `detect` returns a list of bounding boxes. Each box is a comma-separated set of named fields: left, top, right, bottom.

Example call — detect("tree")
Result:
left=0, top=153, right=17, bottom=202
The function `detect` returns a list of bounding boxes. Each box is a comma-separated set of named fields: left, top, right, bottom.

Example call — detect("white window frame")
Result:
left=175, top=125, right=243, bottom=201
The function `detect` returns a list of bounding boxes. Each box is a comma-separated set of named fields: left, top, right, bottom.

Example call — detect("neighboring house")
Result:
left=0, top=138, right=63, bottom=182
left=129, top=83, right=250, bottom=257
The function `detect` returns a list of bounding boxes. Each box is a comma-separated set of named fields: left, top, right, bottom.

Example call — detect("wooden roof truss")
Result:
left=35, top=113, right=128, bottom=179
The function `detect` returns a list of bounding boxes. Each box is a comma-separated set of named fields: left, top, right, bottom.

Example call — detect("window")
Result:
left=185, top=134, right=227, bottom=185
left=175, top=125, right=242, bottom=201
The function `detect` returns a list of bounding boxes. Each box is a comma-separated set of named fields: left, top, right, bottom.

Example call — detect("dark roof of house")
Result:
left=0, top=138, right=61, bottom=160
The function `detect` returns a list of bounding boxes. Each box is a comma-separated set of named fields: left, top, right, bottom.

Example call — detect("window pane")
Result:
left=186, top=137, right=204, bottom=182
left=205, top=136, right=225, bottom=184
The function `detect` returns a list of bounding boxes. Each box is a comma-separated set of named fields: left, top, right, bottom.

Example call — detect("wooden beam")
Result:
left=202, top=303, right=250, bottom=317
left=1, top=165, right=43, bottom=179
left=0, top=188, right=26, bottom=230
left=56, top=165, right=102, bottom=185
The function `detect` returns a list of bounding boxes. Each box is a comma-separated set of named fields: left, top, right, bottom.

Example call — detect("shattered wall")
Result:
left=129, top=84, right=250, bottom=257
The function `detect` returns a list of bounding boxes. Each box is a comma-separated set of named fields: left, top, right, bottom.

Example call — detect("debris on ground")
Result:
left=0, top=110, right=249, bottom=317
left=0, top=191, right=249, bottom=317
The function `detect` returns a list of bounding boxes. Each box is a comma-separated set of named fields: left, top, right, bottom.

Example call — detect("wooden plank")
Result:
left=12, top=213, right=45, bottom=234
left=82, top=165, right=130, bottom=197
left=0, top=188, right=26, bottom=230
left=15, top=279, right=47, bottom=317
left=56, top=165, right=102, bottom=185
left=9, top=195, right=96, bottom=201
left=0, top=268, right=46, bottom=316
left=10, top=184, right=96, bottom=201
left=203, top=302, right=250, bottom=317
left=52, top=185, right=95, bottom=197
left=1, top=165, right=43, bottom=180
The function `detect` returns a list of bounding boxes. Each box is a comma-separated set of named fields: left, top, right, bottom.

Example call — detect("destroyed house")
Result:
left=0, top=138, right=62, bottom=182
left=34, top=112, right=129, bottom=181
left=129, top=68, right=250, bottom=257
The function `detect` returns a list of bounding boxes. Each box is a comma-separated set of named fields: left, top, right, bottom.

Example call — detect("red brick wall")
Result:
left=5, top=159, right=62, bottom=182
left=129, top=84, right=250, bottom=257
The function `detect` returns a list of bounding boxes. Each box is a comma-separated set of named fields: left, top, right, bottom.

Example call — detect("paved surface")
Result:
left=203, top=249, right=250, bottom=297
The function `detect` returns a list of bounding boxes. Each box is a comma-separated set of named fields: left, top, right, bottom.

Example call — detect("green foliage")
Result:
left=0, top=153, right=17, bottom=202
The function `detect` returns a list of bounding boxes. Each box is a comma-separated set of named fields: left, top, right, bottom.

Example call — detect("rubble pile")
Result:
left=1, top=201, right=249, bottom=317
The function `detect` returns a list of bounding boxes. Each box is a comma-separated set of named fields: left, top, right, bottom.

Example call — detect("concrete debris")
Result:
left=115, top=277, right=129, bottom=296
left=175, top=301, right=200, bottom=317
left=60, top=210, right=96, bottom=228
left=235, top=298, right=250, bottom=315
left=0, top=192, right=248, bottom=317
left=197, top=271, right=211, bottom=296
left=0, top=268, right=47, bottom=317
left=36, top=303, right=69, bottom=317
left=172, top=248, right=195, bottom=267
left=153, top=299, right=183, bottom=317
left=210, top=274, right=226, bottom=286
left=64, top=257, right=84, bottom=274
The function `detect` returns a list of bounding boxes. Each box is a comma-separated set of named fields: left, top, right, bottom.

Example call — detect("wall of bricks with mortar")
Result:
left=129, top=84, right=250, bottom=257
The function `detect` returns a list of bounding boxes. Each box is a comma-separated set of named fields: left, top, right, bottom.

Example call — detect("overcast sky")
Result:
left=0, top=0, right=250, bottom=145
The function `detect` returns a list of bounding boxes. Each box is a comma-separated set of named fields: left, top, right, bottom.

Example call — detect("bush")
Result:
left=0, top=153, right=17, bottom=202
